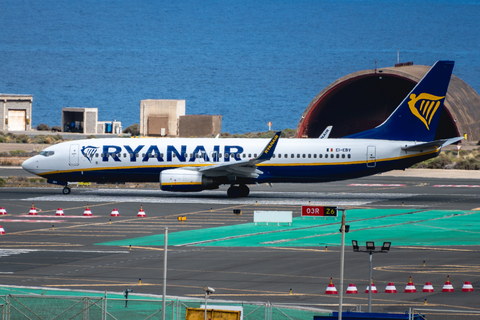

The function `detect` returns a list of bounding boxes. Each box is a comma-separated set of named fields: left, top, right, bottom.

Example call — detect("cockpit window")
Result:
left=39, top=151, right=55, bottom=157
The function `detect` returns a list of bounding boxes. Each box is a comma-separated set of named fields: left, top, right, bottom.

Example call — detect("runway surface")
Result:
left=0, top=172, right=479, bottom=318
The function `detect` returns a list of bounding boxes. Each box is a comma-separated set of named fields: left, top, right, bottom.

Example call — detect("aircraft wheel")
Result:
left=239, top=185, right=250, bottom=197
left=62, top=186, right=71, bottom=195
left=227, top=186, right=240, bottom=198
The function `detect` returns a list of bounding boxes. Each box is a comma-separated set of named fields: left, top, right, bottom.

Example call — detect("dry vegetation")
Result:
left=412, top=148, right=480, bottom=170
left=0, top=132, right=65, bottom=144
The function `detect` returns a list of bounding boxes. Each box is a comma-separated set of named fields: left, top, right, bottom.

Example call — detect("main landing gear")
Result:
left=227, top=184, right=250, bottom=198
left=62, top=185, right=71, bottom=195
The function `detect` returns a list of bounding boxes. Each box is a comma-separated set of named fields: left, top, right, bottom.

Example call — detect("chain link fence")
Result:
left=0, top=294, right=334, bottom=320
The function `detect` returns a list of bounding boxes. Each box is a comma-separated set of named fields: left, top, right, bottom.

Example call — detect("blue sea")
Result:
left=1, top=0, right=479, bottom=134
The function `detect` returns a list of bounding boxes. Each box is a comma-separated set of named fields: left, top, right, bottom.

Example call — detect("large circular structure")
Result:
left=297, top=64, right=480, bottom=141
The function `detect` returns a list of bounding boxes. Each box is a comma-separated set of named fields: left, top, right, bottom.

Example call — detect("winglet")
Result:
left=256, top=131, right=281, bottom=161
left=319, top=126, right=333, bottom=139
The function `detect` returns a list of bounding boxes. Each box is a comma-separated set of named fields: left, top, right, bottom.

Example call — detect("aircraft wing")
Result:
left=199, top=131, right=281, bottom=178
left=401, top=137, right=463, bottom=151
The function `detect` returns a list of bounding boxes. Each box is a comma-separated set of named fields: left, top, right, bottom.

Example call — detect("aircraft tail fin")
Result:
left=345, top=60, right=454, bottom=142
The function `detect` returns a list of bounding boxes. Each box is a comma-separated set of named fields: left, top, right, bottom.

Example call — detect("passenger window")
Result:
left=136, top=154, right=139, bottom=158
left=160, top=153, right=164, bottom=157
left=272, top=154, right=275, bottom=158
left=330, top=154, right=334, bottom=158
left=123, top=153, right=126, bottom=158
left=225, top=153, right=229, bottom=158
left=285, top=154, right=287, bottom=158
left=336, top=154, right=339, bottom=158
left=319, top=154, right=322, bottom=158
left=278, top=154, right=282, bottom=158
left=95, top=154, right=99, bottom=158
left=291, top=154, right=294, bottom=158
left=308, top=154, right=311, bottom=158
left=243, top=154, right=246, bottom=158
left=190, top=153, right=193, bottom=158
left=142, top=153, right=145, bottom=157
left=297, top=154, right=300, bottom=158
left=313, top=154, right=316, bottom=158
left=342, top=154, right=345, bottom=158
left=254, top=154, right=257, bottom=157
left=302, top=154, right=305, bottom=158
left=348, top=154, right=351, bottom=158
left=248, top=154, right=251, bottom=158
left=184, top=153, right=188, bottom=158
left=219, top=153, right=222, bottom=158
left=325, top=154, right=328, bottom=158
left=173, top=154, right=176, bottom=158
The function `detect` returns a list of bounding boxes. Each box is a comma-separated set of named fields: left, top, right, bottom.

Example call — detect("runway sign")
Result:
left=301, top=206, right=338, bottom=217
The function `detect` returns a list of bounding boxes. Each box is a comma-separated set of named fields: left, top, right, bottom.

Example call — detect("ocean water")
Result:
left=1, top=0, right=479, bottom=134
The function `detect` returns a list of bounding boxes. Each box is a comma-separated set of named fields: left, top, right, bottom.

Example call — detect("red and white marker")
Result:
left=365, top=281, right=378, bottom=293
left=325, top=278, right=338, bottom=294
left=137, top=205, right=146, bottom=217
left=110, top=208, right=120, bottom=217
left=28, top=203, right=38, bottom=215
left=83, top=205, right=92, bottom=216
left=442, top=275, right=454, bottom=292
left=422, top=282, right=434, bottom=293
left=404, top=276, right=417, bottom=293
left=0, top=226, right=5, bottom=234
left=385, top=282, right=397, bottom=293
left=461, top=281, right=474, bottom=292
left=346, top=284, right=358, bottom=294
left=0, top=207, right=7, bottom=215
left=55, top=208, right=65, bottom=216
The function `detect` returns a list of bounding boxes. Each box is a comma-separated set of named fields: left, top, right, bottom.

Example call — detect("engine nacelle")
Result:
left=160, top=169, right=219, bottom=192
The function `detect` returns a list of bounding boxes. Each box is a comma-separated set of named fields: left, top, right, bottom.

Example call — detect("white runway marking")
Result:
left=18, top=189, right=417, bottom=206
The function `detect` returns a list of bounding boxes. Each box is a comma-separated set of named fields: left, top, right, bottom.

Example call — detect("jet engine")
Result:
left=160, top=168, right=219, bottom=192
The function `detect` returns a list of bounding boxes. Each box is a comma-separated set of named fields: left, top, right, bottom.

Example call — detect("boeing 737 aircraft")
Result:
left=22, top=60, right=461, bottom=197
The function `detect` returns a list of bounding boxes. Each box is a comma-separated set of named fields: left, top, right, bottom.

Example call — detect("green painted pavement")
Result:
left=96, top=209, right=480, bottom=247
left=0, top=286, right=155, bottom=300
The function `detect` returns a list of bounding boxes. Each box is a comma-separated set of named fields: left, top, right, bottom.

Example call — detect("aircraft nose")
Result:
left=22, top=157, right=36, bottom=173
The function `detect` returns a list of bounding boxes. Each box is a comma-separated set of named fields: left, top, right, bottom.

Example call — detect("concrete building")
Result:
left=62, top=108, right=98, bottom=134
left=297, top=62, right=480, bottom=141
left=140, top=100, right=185, bottom=136
left=0, top=94, right=33, bottom=132
left=179, top=115, right=222, bottom=137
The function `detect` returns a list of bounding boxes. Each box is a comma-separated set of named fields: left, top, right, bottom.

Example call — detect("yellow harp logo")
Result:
left=408, top=93, right=444, bottom=130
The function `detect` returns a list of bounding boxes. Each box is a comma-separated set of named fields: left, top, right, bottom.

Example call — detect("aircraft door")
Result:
left=366, top=146, right=376, bottom=168
left=69, top=144, right=80, bottom=166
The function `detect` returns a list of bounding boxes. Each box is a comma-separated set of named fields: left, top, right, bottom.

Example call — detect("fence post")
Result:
left=104, top=291, right=107, bottom=320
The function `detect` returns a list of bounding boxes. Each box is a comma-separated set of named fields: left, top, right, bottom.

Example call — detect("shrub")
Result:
left=51, top=126, right=62, bottom=132
left=32, top=135, right=48, bottom=144
left=9, top=150, right=26, bottom=156
left=86, top=135, right=97, bottom=139
left=36, top=124, right=51, bottom=131
left=15, top=134, right=30, bottom=143
left=123, top=124, right=140, bottom=136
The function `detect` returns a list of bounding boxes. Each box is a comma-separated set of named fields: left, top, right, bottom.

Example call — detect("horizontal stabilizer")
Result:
left=402, top=137, right=463, bottom=151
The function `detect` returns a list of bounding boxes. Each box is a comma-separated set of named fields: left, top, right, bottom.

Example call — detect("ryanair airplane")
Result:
left=23, top=61, right=461, bottom=197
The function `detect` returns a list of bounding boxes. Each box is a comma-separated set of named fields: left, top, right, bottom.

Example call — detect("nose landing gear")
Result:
left=227, top=184, right=250, bottom=198
left=62, top=185, right=71, bottom=195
